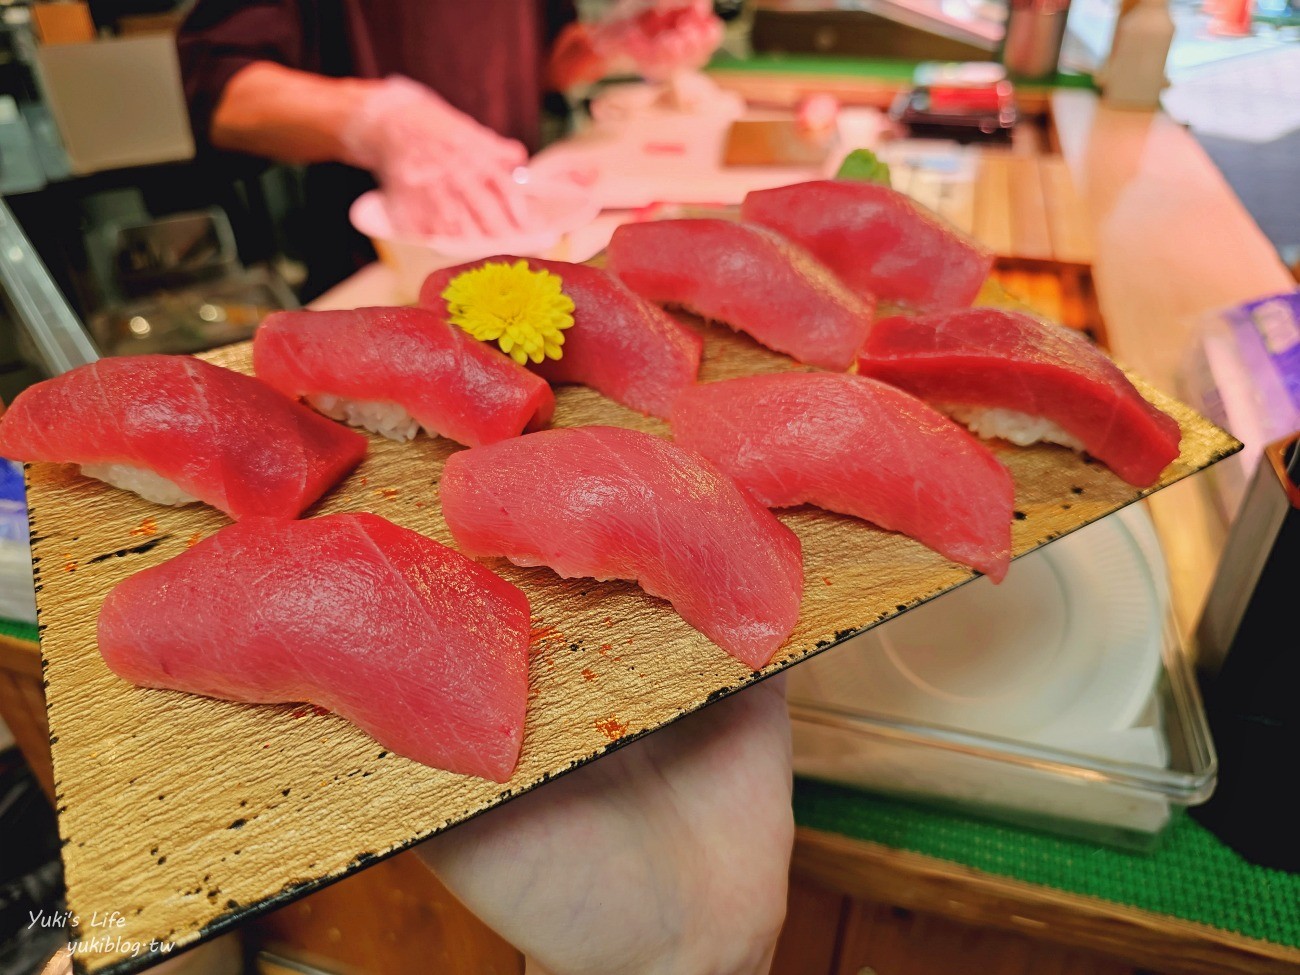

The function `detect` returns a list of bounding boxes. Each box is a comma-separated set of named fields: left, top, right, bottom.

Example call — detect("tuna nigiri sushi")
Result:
left=420, top=257, right=703, bottom=419
left=672, top=373, right=1015, bottom=581
left=97, top=513, right=531, bottom=781
left=741, top=180, right=993, bottom=310
left=441, top=426, right=804, bottom=669
left=855, top=309, right=1182, bottom=487
left=606, top=218, right=874, bottom=371
left=254, top=306, right=554, bottom=448
left=0, top=355, right=365, bottom=519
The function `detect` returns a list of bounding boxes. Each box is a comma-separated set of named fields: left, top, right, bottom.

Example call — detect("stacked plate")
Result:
left=788, top=506, right=1216, bottom=847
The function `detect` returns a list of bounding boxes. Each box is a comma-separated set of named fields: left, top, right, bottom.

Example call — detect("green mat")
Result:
left=1254, top=9, right=1300, bottom=25
left=0, top=617, right=38, bottom=644
left=793, top=778, right=1300, bottom=948
left=710, top=53, right=1096, bottom=92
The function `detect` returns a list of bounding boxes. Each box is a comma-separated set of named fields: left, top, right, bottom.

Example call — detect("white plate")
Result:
left=788, top=508, right=1165, bottom=744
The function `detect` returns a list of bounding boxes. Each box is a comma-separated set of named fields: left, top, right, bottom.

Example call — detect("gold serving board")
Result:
left=29, top=313, right=1238, bottom=975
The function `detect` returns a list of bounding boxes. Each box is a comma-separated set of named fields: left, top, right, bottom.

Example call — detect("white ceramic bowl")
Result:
left=349, top=175, right=602, bottom=302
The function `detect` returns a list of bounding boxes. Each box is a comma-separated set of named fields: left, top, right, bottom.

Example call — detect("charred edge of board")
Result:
left=86, top=536, right=171, bottom=564
left=814, top=627, right=865, bottom=651
left=705, top=685, right=736, bottom=705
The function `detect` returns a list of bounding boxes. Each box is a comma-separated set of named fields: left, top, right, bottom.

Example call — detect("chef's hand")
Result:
left=341, top=76, right=531, bottom=238
left=417, top=676, right=795, bottom=975
left=549, top=0, right=725, bottom=90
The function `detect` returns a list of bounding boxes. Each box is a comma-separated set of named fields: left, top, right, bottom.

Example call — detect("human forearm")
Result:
left=208, top=61, right=379, bottom=165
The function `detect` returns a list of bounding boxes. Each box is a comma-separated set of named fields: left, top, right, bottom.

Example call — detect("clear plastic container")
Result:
left=788, top=511, right=1216, bottom=852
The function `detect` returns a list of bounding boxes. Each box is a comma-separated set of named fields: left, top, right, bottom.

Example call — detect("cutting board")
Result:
left=722, top=119, right=837, bottom=167
left=29, top=311, right=1238, bottom=975
left=886, top=146, right=1095, bottom=267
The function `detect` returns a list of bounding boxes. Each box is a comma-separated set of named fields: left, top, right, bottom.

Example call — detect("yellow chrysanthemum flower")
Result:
left=442, top=260, right=575, bottom=365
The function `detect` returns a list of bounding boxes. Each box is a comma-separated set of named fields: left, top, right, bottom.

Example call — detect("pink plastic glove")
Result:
left=594, top=0, right=725, bottom=83
left=418, top=676, right=795, bottom=975
left=342, top=76, right=531, bottom=238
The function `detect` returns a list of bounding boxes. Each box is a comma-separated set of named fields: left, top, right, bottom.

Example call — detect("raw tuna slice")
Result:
left=97, top=513, right=531, bottom=781
left=254, top=306, right=554, bottom=447
left=672, top=373, right=1015, bottom=582
left=420, top=257, right=702, bottom=419
left=0, top=355, right=365, bottom=519
left=605, top=219, right=873, bottom=370
left=741, top=180, right=992, bottom=310
left=856, top=308, right=1182, bottom=487
left=441, top=426, right=804, bottom=669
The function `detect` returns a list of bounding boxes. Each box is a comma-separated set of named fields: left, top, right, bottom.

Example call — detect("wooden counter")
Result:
left=1048, top=90, right=1293, bottom=640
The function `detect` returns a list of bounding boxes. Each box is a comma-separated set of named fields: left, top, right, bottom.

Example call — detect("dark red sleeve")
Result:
left=176, top=0, right=310, bottom=152
left=544, top=0, right=578, bottom=44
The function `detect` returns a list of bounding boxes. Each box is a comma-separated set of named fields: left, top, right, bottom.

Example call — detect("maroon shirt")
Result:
left=178, top=0, right=575, bottom=152
left=176, top=0, right=575, bottom=297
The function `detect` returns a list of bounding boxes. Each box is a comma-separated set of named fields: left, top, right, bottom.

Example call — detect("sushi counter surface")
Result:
left=2, top=87, right=1294, bottom=975
left=790, top=789, right=1300, bottom=975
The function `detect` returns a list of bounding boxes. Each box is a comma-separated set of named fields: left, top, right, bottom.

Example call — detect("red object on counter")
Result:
left=1208, top=0, right=1254, bottom=35
left=927, top=83, right=1010, bottom=113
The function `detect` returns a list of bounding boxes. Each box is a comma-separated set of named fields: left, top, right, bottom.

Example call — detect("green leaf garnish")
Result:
left=836, top=148, right=892, bottom=186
